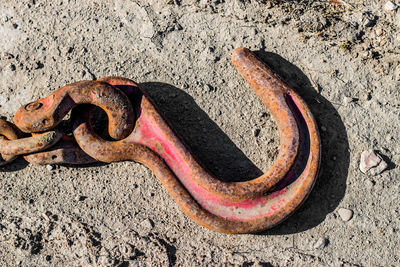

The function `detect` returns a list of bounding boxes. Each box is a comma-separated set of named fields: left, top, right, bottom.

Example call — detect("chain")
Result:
left=0, top=78, right=134, bottom=165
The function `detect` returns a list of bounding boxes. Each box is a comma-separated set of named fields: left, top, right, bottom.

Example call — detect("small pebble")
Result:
left=394, top=65, right=400, bottom=81
left=366, top=179, right=375, bottom=189
left=360, top=149, right=381, bottom=173
left=343, top=96, right=354, bottom=105
left=77, top=196, right=87, bottom=201
left=35, top=61, right=44, bottom=69
left=363, top=18, right=375, bottom=28
left=119, top=244, right=129, bottom=254
left=375, top=28, right=384, bottom=36
left=253, top=129, right=261, bottom=137
left=3, top=52, right=14, bottom=59
left=338, top=208, right=353, bottom=221
left=369, top=160, right=388, bottom=176
left=383, top=1, right=397, bottom=11
left=313, top=237, right=328, bottom=249
left=141, top=218, right=153, bottom=229
left=138, top=218, right=154, bottom=235
left=359, top=150, right=388, bottom=175
left=216, top=110, right=222, bottom=116
left=379, top=39, right=387, bottom=47
left=46, top=165, right=55, bottom=171
left=204, top=84, right=213, bottom=91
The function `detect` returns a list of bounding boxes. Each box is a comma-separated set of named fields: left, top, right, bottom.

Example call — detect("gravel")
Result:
left=0, top=0, right=399, bottom=266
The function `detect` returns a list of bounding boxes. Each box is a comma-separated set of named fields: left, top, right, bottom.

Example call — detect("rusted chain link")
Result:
left=0, top=119, right=62, bottom=165
left=0, top=48, right=320, bottom=234
left=14, top=80, right=134, bottom=140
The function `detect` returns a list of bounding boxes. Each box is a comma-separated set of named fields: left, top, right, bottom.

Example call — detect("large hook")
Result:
left=69, top=48, right=320, bottom=233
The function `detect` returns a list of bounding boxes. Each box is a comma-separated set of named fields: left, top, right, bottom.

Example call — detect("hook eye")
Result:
left=25, top=102, right=43, bottom=111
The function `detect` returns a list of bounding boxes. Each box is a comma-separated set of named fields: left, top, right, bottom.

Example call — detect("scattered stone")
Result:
left=141, top=218, right=153, bottom=229
left=204, top=84, right=213, bottom=91
left=366, top=179, right=375, bottom=189
left=3, top=52, right=14, bottom=59
left=359, top=150, right=388, bottom=175
left=375, top=28, right=384, bottom=36
left=362, top=13, right=376, bottom=27
left=138, top=218, right=154, bottom=235
left=46, top=165, right=55, bottom=171
left=9, top=64, right=16, bottom=71
left=394, top=64, right=400, bottom=81
left=343, top=96, right=354, bottom=105
left=360, top=150, right=380, bottom=173
left=253, top=129, right=260, bottom=137
left=35, top=61, right=44, bottom=69
left=338, top=208, right=353, bottom=221
left=2, top=15, right=9, bottom=23
left=383, top=1, right=397, bottom=11
left=78, top=196, right=88, bottom=201
left=379, top=39, right=387, bottom=47
left=363, top=18, right=375, bottom=27
left=313, top=237, right=328, bottom=249
left=216, top=110, right=221, bottom=116
left=369, top=160, right=388, bottom=176
left=395, top=12, right=400, bottom=28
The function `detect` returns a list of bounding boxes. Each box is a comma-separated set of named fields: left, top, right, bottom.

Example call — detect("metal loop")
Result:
left=0, top=119, right=63, bottom=166
left=14, top=80, right=135, bottom=140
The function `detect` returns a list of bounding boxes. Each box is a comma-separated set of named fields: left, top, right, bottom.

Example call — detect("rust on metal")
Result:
left=1, top=47, right=320, bottom=234
left=14, top=80, right=134, bottom=140
left=0, top=119, right=62, bottom=165
left=72, top=48, right=320, bottom=233
left=0, top=119, right=20, bottom=165
left=24, top=135, right=96, bottom=165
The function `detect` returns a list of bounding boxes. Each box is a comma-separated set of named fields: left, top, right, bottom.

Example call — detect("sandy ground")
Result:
left=0, top=0, right=399, bottom=266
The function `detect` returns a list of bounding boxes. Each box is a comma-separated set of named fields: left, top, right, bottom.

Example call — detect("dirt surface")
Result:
left=0, top=0, right=399, bottom=266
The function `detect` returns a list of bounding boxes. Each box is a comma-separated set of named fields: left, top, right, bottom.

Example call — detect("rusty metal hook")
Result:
left=10, top=48, right=320, bottom=233
left=68, top=48, right=320, bottom=233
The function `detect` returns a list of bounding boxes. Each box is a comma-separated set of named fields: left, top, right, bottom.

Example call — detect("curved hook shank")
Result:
left=13, top=81, right=134, bottom=140
left=131, top=48, right=300, bottom=201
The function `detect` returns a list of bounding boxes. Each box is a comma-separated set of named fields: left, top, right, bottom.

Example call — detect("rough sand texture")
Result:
left=0, top=1, right=399, bottom=266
